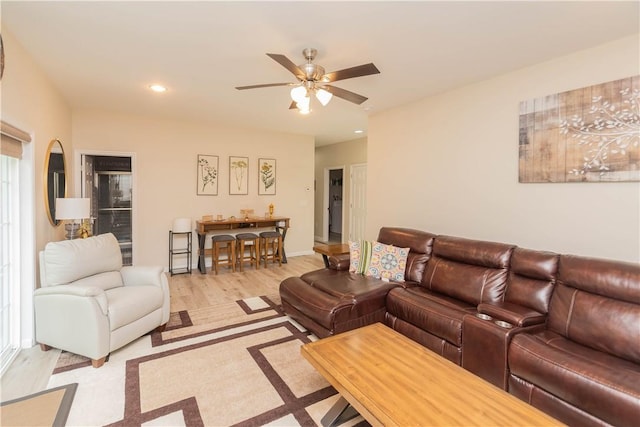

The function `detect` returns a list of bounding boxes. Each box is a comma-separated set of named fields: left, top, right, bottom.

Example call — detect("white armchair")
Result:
left=35, top=233, right=170, bottom=367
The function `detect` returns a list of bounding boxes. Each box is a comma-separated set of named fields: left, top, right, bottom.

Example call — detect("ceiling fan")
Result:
left=235, top=48, right=380, bottom=114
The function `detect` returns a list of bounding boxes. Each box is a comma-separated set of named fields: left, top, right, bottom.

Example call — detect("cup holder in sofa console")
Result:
left=494, top=320, right=513, bottom=329
left=475, top=313, right=493, bottom=321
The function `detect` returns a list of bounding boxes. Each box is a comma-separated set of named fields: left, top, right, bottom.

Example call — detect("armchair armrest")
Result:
left=34, top=285, right=108, bottom=315
left=478, top=302, right=546, bottom=327
left=120, top=265, right=170, bottom=325
left=120, top=265, right=165, bottom=287
left=34, top=284, right=111, bottom=360
left=328, top=254, right=350, bottom=271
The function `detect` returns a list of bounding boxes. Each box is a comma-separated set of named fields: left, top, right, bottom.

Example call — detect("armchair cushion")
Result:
left=41, top=233, right=122, bottom=287
left=106, top=286, right=164, bottom=331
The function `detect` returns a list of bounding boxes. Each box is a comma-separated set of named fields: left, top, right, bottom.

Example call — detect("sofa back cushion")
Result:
left=41, top=233, right=123, bottom=287
left=421, top=236, right=515, bottom=305
left=377, top=227, right=436, bottom=283
left=504, top=248, right=558, bottom=314
left=548, top=255, right=640, bottom=364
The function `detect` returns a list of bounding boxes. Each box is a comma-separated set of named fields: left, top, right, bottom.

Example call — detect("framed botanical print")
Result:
left=197, top=154, right=218, bottom=195
left=258, top=158, right=276, bottom=195
left=229, top=156, right=249, bottom=195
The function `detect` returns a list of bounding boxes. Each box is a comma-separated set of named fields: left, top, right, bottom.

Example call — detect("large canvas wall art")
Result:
left=519, top=76, right=639, bottom=183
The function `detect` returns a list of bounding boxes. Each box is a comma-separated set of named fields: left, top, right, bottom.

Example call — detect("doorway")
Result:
left=328, top=169, right=343, bottom=242
left=77, top=151, right=135, bottom=265
left=322, top=166, right=344, bottom=243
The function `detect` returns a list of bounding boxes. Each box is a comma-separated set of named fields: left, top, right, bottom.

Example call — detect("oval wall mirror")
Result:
left=44, top=139, right=67, bottom=226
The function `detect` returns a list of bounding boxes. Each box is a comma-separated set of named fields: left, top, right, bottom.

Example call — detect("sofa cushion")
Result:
left=377, top=227, right=436, bottom=282
left=548, top=254, right=640, bottom=364
left=300, top=268, right=402, bottom=297
left=504, top=248, right=558, bottom=314
left=386, top=287, right=474, bottom=347
left=106, top=285, right=164, bottom=331
left=421, top=236, right=514, bottom=305
left=509, top=330, right=640, bottom=427
left=42, top=233, right=123, bottom=286
left=367, top=241, right=409, bottom=282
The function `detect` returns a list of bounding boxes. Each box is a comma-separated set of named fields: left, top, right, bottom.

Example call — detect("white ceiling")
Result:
left=2, top=1, right=639, bottom=146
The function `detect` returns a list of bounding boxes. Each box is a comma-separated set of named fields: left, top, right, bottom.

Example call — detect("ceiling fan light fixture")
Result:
left=290, top=86, right=307, bottom=103
left=296, top=95, right=311, bottom=112
left=315, top=88, right=333, bottom=106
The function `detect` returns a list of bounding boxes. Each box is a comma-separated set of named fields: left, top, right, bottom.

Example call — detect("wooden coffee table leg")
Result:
left=321, top=396, right=360, bottom=427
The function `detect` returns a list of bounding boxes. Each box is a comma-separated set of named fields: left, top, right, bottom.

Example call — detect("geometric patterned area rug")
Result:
left=48, top=294, right=367, bottom=427
left=1, top=383, right=77, bottom=427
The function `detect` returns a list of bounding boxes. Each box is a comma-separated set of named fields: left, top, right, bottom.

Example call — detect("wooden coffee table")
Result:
left=301, top=323, right=563, bottom=427
left=312, top=243, right=349, bottom=268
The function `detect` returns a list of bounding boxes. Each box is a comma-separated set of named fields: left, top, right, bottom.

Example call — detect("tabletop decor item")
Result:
left=197, top=155, right=218, bottom=195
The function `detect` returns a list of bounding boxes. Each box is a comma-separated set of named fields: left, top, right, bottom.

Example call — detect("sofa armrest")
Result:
left=478, top=302, right=546, bottom=327
left=328, top=254, right=350, bottom=270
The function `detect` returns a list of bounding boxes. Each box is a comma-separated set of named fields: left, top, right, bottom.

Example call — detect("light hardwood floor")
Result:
left=0, top=254, right=324, bottom=402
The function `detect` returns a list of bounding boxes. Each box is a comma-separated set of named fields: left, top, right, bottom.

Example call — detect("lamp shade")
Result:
left=55, top=198, right=90, bottom=220
left=315, top=88, right=333, bottom=106
left=172, top=217, right=192, bottom=233
left=290, top=86, right=307, bottom=103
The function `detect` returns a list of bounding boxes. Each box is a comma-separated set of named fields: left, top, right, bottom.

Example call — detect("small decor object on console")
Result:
left=268, top=203, right=274, bottom=218
left=197, top=155, right=218, bottom=195
left=258, top=158, right=276, bottom=195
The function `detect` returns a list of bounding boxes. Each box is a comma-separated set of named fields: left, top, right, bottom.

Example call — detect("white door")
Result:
left=349, top=163, right=367, bottom=241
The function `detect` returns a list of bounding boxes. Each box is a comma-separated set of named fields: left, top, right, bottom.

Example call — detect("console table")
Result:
left=195, top=216, right=290, bottom=274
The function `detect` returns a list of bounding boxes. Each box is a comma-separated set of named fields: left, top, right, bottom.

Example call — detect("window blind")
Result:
left=1, top=121, right=31, bottom=159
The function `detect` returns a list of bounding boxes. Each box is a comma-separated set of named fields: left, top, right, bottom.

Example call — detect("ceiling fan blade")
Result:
left=323, top=63, right=380, bottom=83
left=266, top=53, right=305, bottom=79
left=235, top=82, right=294, bottom=90
left=323, top=85, right=368, bottom=105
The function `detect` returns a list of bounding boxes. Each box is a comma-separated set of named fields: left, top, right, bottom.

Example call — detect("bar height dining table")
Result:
left=195, top=216, right=290, bottom=274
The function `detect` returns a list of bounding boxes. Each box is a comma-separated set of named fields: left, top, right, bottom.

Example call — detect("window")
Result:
left=0, top=122, right=33, bottom=375
left=0, top=152, right=20, bottom=373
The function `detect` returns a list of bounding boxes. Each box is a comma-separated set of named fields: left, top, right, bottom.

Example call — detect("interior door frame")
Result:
left=349, top=163, right=367, bottom=242
left=322, top=165, right=345, bottom=243
left=74, top=149, right=137, bottom=262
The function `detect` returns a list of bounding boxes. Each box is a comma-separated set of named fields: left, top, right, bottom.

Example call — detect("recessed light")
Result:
left=149, top=84, right=167, bottom=93
left=354, top=130, right=364, bottom=134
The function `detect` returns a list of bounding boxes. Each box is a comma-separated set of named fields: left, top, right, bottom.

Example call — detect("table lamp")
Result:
left=55, top=198, right=91, bottom=239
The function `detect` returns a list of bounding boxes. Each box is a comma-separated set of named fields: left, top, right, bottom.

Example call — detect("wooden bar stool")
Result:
left=211, top=234, right=236, bottom=274
left=236, top=233, right=260, bottom=271
left=259, top=231, right=282, bottom=268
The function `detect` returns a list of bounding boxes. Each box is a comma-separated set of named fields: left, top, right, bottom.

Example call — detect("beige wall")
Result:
left=368, top=35, right=640, bottom=262
left=72, top=110, right=315, bottom=266
left=314, top=137, right=367, bottom=241
left=1, top=29, right=72, bottom=256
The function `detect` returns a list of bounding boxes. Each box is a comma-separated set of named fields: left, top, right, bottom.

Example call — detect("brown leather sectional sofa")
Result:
left=279, top=227, right=640, bottom=427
